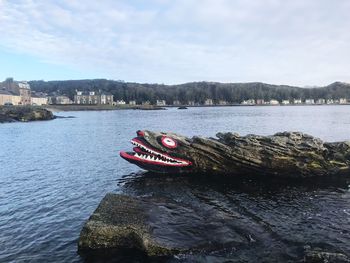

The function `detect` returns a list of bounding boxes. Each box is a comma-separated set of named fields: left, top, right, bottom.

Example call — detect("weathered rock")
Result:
left=121, top=130, right=350, bottom=177
left=0, top=106, right=54, bottom=123
left=303, top=248, right=350, bottom=263
left=78, top=194, right=179, bottom=257
left=78, top=193, right=249, bottom=257
left=79, top=174, right=350, bottom=261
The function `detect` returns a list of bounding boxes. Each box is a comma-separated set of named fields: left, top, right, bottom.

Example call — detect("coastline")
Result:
left=43, top=104, right=166, bottom=112
left=43, top=103, right=350, bottom=112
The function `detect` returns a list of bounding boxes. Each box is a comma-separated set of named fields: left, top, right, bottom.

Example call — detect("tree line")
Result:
left=28, top=79, right=350, bottom=104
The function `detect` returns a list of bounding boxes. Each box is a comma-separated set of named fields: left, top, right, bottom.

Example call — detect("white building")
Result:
left=340, top=98, right=348, bottom=104
left=269, top=99, right=279, bottom=105
left=293, top=99, right=302, bottom=104
left=316, top=99, right=326, bottom=104
left=281, top=100, right=290, bottom=105
left=56, top=96, right=72, bottom=104
left=305, top=99, right=315, bottom=105
left=326, top=99, right=334, bottom=105
left=156, top=100, right=166, bottom=106
left=241, top=99, right=255, bottom=105
left=218, top=100, right=228, bottom=105
left=204, top=99, right=214, bottom=105
left=116, top=100, right=126, bottom=105
left=128, top=100, right=136, bottom=105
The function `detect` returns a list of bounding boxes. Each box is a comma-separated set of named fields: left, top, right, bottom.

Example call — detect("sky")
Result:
left=0, top=0, right=349, bottom=86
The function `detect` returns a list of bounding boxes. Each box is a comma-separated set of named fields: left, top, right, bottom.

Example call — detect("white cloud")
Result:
left=0, top=0, right=349, bottom=85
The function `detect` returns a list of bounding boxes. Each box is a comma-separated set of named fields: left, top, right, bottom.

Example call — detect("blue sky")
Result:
left=0, top=0, right=349, bottom=86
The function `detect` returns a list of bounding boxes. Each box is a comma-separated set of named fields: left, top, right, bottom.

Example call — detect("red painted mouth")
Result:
left=120, top=138, right=192, bottom=167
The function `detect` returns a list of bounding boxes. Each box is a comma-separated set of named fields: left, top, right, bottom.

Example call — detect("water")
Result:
left=0, top=106, right=349, bottom=262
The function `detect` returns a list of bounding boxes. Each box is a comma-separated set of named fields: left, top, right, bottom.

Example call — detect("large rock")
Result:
left=121, top=130, right=350, bottom=177
left=78, top=174, right=350, bottom=262
left=0, top=106, right=54, bottom=123
left=78, top=193, right=249, bottom=257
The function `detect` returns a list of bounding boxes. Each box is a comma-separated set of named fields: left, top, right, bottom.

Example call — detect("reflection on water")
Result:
left=115, top=172, right=350, bottom=262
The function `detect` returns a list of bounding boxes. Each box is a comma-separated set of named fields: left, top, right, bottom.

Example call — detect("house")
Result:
left=204, top=99, right=214, bottom=105
left=128, top=100, right=136, bottom=105
left=316, top=99, right=326, bottom=105
left=1, top=78, right=32, bottom=105
left=18, top=82, right=32, bottom=105
left=241, top=99, right=255, bottom=105
left=326, top=99, right=334, bottom=104
left=0, top=89, right=21, bottom=105
left=173, top=100, right=181, bottom=106
left=53, top=95, right=73, bottom=104
left=116, top=100, right=126, bottom=105
left=31, top=92, right=48, bottom=105
left=293, top=99, right=302, bottom=104
left=281, top=100, right=290, bottom=105
left=156, top=100, right=166, bottom=106
left=305, top=99, right=315, bottom=105
left=218, top=100, right=228, bottom=105
left=339, top=98, right=348, bottom=104
left=256, top=99, right=265, bottom=105
left=74, top=90, right=114, bottom=105
left=269, top=99, right=279, bottom=105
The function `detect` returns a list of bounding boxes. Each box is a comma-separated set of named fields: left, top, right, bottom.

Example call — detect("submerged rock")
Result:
left=78, top=194, right=182, bottom=256
left=0, top=106, right=54, bottom=123
left=79, top=174, right=350, bottom=262
left=78, top=193, right=249, bottom=257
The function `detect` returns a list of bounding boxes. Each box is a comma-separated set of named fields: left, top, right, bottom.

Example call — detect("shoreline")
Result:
left=43, top=103, right=350, bottom=111
left=43, top=104, right=166, bottom=112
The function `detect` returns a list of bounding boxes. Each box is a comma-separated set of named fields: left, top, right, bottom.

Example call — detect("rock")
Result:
left=120, top=130, right=350, bottom=177
left=0, top=106, right=54, bottom=123
left=303, top=248, right=350, bottom=263
left=78, top=194, right=181, bottom=257
left=78, top=193, right=249, bottom=258
left=177, top=106, right=188, bottom=109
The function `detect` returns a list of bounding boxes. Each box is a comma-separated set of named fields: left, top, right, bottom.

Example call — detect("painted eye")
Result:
left=161, top=136, right=177, bottom=149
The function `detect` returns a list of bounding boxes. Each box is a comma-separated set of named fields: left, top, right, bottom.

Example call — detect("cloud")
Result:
left=0, top=0, right=349, bottom=85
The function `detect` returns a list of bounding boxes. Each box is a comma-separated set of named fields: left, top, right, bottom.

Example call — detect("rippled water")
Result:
left=0, top=106, right=350, bottom=262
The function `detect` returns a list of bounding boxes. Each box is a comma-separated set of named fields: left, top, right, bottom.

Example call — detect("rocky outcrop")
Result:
left=121, top=130, right=350, bottom=177
left=303, top=247, right=350, bottom=263
left=79, top=173, right=350, bottom=261
left=0, top=106, right=54, bottom=123
left=78, top=193, right=249, bottom=257
left=79, top=194, right=190, bottom=256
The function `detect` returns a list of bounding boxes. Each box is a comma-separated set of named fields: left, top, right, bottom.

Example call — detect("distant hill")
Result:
left=28, top=79, right=350, bottom=104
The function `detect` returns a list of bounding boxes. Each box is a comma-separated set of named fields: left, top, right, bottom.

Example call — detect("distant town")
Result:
left=1, top=78, right=350, bottom=107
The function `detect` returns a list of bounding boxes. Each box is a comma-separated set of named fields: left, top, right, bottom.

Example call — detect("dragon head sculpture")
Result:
left=120, top=130, right=195, bottom=173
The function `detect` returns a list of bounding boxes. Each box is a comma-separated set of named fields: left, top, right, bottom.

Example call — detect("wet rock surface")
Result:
left=79, top=173, right=350, bottom=262
left=303, top=247, right=350, bottom=263
left=0, top=106, right=54, bottom=123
